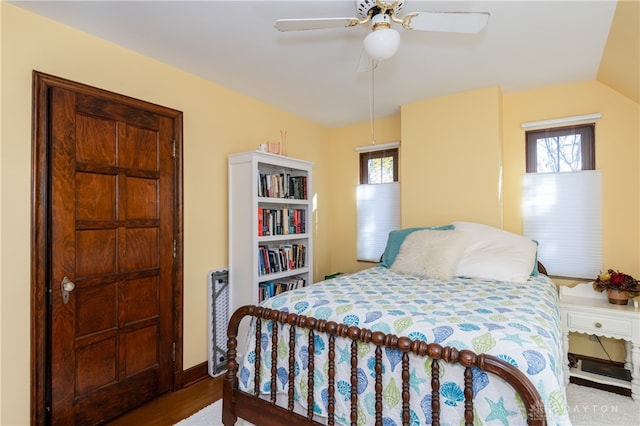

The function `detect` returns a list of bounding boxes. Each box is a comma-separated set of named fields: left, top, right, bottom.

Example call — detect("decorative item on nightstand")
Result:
left=592, top=269, right=640, bottom=305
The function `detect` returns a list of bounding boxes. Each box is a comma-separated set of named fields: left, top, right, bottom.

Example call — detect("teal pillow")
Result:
left=379, top=225, right=455, bottom=268
left=530, top=240, right=539, bottom=276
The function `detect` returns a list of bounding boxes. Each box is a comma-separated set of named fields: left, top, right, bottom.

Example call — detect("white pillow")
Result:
left=390, top=229, right=469, bottom=281
left=452, top=221, right=537, bottom=284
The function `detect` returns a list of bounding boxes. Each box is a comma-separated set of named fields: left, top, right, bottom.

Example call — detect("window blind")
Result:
left=522, top=170, right=602, bottom=278
left=357, top=182, right=400, bottom=262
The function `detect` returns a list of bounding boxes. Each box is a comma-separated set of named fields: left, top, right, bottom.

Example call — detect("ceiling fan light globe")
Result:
left=363, top=28, right=400, bottom=61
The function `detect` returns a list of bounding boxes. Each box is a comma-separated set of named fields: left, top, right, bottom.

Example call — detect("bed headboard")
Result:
left=537, top=261, right=548, bottom=276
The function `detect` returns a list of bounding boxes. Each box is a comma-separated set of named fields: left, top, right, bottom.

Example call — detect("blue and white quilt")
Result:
left=237, top=267, right=571, bottom=425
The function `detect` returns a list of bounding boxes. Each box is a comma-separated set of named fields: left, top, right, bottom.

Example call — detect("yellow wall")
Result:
left=401, top=86, right=504, bottom=227
left=502, top=80, right=639, bottom=361
left=0, top=4, right=330, bottom=424
left=332, top=81, right=639, bottom=284
left=330, top=80, right=640, bottom=297
left=2, top=2, right=640, bottom=424
left=597, top=0, right=640, bottom=104
left=502, top=80, right=639, bottom=274
left=0, top=3, right=4, bottom=424
left=327, top=116, right=401, bottom=274
left=329, top=82, right=638, bottom=362
left=327, top=86, right=507, bottom=274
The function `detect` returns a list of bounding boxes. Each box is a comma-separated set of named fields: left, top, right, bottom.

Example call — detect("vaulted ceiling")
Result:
left=596, top=0, right=639, bottom=106
left=12, top=1, right=639, bottom=128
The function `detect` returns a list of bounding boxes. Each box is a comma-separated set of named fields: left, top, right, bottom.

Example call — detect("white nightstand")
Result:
left=559, top=282, right=640, bottom=400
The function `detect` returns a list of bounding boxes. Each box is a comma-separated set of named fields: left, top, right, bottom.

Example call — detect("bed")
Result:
left=222, top=222, right=571, bottom=425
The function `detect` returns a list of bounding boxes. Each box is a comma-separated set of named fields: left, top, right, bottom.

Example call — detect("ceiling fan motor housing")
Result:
left=356, top=0, right=405, bottom=20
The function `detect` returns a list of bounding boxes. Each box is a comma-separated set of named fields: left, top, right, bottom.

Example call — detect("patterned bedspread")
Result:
left=237, top=266, right=571, bottom=425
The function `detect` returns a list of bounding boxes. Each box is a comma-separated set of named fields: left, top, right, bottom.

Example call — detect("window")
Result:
left=522, top=124, right=601, bottom=278
left=359, top=148, right=398, bottom=184
left=525, top=124, right=594, bottom=172
left=356, top=146, right=400, bottom=262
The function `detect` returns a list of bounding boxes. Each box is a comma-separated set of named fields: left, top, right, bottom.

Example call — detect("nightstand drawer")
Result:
left=566, top=312, right=632, bottom=337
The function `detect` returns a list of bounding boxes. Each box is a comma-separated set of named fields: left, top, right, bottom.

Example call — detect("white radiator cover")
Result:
left=207, top=269, right=229, bottom=377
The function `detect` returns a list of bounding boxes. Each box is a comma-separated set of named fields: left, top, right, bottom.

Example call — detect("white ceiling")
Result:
left=13, top=0, right=618, bottom=128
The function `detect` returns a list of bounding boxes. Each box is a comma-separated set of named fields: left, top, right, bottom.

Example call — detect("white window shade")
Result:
left=357, top=182, right=400, bottom=262
left=522, top=171, right=602, bottom=278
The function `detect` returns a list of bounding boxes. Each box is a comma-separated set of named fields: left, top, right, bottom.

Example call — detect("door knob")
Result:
left=61, top=276, right=75, bottom=305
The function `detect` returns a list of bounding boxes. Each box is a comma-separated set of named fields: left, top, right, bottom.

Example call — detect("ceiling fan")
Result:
left=275, top=0, right=490, bottom=61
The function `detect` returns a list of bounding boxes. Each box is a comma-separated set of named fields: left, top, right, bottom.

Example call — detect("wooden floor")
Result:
left=107, top=375, right=223, bottom=425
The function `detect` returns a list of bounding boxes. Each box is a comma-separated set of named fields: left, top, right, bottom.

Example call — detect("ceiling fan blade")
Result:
left=406, top=11, right=490, bottom=34
left=275, top=17, right=360, bottom=32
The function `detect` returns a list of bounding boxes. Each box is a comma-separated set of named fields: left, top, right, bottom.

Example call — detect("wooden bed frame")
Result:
left=222, top=302, right=548, bottom=426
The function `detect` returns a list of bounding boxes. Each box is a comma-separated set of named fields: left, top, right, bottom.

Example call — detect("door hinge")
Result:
left=172, top=342, right=176, bottom=362
left=173, top=239, right=177, bottom=258
left=172, top=140, right=176, bottom=158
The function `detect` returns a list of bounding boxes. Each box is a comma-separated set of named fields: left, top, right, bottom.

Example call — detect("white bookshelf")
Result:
left=228, top=151, right=313, bottom=315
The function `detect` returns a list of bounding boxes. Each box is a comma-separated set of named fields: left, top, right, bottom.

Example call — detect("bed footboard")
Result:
left=223, top=305, right=547, bottom=426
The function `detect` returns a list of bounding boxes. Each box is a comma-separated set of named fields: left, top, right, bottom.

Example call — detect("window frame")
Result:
left=525, top=124, right=595, bottom=173
left=359, top=148, right=399, bottom=184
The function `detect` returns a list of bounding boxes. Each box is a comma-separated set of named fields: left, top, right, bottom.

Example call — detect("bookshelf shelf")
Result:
left=228, top=151, right=313, bottom=312
left=258, top=267, right=310, bottom=280
left=258, top=234, right=309, bottom=243
left=257, top=197, right=308, bottom=205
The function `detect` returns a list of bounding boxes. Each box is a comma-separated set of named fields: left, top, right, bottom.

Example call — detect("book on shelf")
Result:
left=258, top=245, right=267, bottom=275
left=258, top=276, right=307, bottom=302
left=258, top=208, right=306, bottom=236
left=258, top=172, right=307, bottom=200
left=282, top=208, right=288, bottom=235
left=275, top=210, right=281, bottom=235
left=258, top=243, right=306, bottom=276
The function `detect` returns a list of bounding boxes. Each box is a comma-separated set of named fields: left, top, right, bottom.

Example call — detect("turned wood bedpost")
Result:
left=349, top=339, right=358, bottom=425
left=269, top=310, right=279, bottom=403
left=327, top=330, right=336, bottom=425
left=307, top=326, right=316, bottom=419
left=371, top=330, right=389, bottom=426
left=222, top=305, right=254, bottom=426
left=253, top=310, right=262, bottom=397
left=374, top=345, right=383, bottom=425
left=428, top=344, right=442, bottom=426
left=287, top=319, right=296, bottom=412
left=396, top=336, right=412, bottom=426
left=463, top=366, right=474, bottom=423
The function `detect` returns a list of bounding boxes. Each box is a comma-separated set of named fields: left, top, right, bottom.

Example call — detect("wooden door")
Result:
left=31, top=72, right=183, bottom=425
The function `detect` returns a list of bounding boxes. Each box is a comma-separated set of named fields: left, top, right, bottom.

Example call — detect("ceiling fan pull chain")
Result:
left=369, top=59, right=376, bottom=145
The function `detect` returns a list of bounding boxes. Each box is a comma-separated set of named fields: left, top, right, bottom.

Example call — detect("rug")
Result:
left=565, top=384, right=640, bottom=425
left=176, top=383, right=640, bottom=426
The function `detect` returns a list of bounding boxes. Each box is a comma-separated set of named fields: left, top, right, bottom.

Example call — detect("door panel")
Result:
left=75, top=114, right=117, bottom=165
left=44, top=81, right=180, bottom=425
left=126, top=177, right=159, bottom=219
left=76, top=173, right=117, bottom=220
left=75, top=230, right=117, bottom=276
